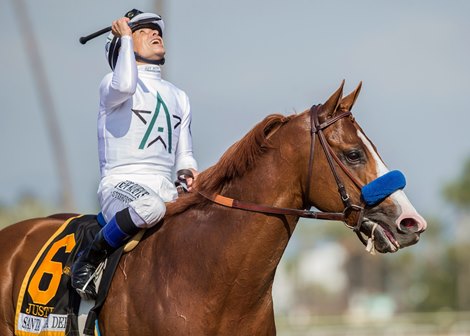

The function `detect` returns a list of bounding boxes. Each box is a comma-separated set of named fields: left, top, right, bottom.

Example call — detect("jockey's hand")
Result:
left=112, top=17, right=132, bottom=37
left=186, top=169, right=199, bottom=191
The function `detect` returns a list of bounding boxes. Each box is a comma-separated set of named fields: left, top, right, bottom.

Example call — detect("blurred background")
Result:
left=1, top=0, right=470, bottom=334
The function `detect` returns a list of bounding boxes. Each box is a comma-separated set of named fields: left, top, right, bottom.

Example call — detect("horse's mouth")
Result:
left=362, top=218, right=400, bottom=253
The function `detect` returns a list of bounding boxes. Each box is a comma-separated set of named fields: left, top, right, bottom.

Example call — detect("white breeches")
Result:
left=98, top=175, right=178, bottom=228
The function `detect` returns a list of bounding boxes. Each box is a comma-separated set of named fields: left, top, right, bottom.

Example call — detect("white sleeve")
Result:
left=100, top=36, right=137, bottom=109
left=175, top=92, right=198, bottom=172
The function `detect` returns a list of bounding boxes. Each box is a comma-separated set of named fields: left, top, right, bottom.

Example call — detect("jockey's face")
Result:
left=132, top=27, right=165, bottom=63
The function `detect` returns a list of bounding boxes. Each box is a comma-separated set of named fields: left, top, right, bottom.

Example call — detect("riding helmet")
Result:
left=105, top=9, right=165, bottom=70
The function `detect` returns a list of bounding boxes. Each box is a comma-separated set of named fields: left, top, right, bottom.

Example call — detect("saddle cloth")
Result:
left=14, top=215, right=101, bottom=336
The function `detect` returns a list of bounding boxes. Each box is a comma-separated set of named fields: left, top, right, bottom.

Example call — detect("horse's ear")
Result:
left=340, top=81, right=362, bottom=111
left=321, top=80, right=345, bottom=117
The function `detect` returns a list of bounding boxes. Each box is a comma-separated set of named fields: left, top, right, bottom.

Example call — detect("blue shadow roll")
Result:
left=361, top=170, right=406, bottom=206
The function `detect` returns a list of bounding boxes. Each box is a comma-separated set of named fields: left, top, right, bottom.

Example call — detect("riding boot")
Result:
left=71, top=208, right=140, bottom=300
left=71, top=229, right=115, bottom=300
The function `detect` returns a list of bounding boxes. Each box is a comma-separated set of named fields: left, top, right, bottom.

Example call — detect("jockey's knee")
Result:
left=128, top=195, right=166, bottom=228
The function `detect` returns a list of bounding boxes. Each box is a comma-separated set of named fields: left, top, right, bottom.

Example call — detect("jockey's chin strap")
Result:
left=197, top=105, right=368, bottom=246
left=135, top=53, right=165, bottom=66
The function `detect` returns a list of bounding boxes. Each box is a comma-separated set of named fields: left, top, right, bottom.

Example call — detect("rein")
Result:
left=198, top=105, right=368, bottom=244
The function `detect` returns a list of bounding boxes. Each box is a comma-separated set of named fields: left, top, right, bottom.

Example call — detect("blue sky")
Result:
left=1, top=0, right=469, bottom=220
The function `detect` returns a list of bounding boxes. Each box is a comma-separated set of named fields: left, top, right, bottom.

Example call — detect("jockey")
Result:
left=72, top=9, right=198, bottom=300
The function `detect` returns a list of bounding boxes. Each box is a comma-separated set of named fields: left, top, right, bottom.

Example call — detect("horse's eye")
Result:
left=345, top=150, right=363, bottom=164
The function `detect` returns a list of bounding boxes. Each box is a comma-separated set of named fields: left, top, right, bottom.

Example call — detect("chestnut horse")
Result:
left=0, top=82, right=426, bottom=335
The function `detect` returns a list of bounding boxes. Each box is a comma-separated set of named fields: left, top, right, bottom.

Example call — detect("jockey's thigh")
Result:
left=98, top=178, right=174, bottom=228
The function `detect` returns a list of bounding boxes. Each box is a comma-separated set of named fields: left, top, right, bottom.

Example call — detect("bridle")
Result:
left=307, top=104, right=367, bottom=244
left=198, top=105, right=368, bottom=245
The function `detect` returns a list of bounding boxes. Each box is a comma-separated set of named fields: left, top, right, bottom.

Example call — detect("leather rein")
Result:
left=198, top=105, right=368, bottom=244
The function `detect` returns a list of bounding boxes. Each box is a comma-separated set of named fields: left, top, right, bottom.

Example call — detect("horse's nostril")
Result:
left=399, top=218, right=422, bottom=233
left=401, top=218, right=416, bottom=228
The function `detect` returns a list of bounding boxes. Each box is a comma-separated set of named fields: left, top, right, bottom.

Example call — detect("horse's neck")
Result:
left=135, top=148, right=304, bottom=315
left=197, top=155, right=302, bottom=296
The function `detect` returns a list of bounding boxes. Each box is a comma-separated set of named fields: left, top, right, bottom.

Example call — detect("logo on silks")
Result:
left=132, top=92, right=182, bottom=153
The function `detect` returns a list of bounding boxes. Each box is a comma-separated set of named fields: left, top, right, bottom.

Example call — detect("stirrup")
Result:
left=76, top=261, right=105, bottom=300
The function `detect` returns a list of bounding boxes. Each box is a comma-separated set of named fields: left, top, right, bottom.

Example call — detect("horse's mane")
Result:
left=166, top=113, right=294, bottom=217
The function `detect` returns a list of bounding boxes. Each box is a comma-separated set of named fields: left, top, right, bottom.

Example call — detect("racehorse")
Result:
left=0, top=82, right=426, bottom=335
